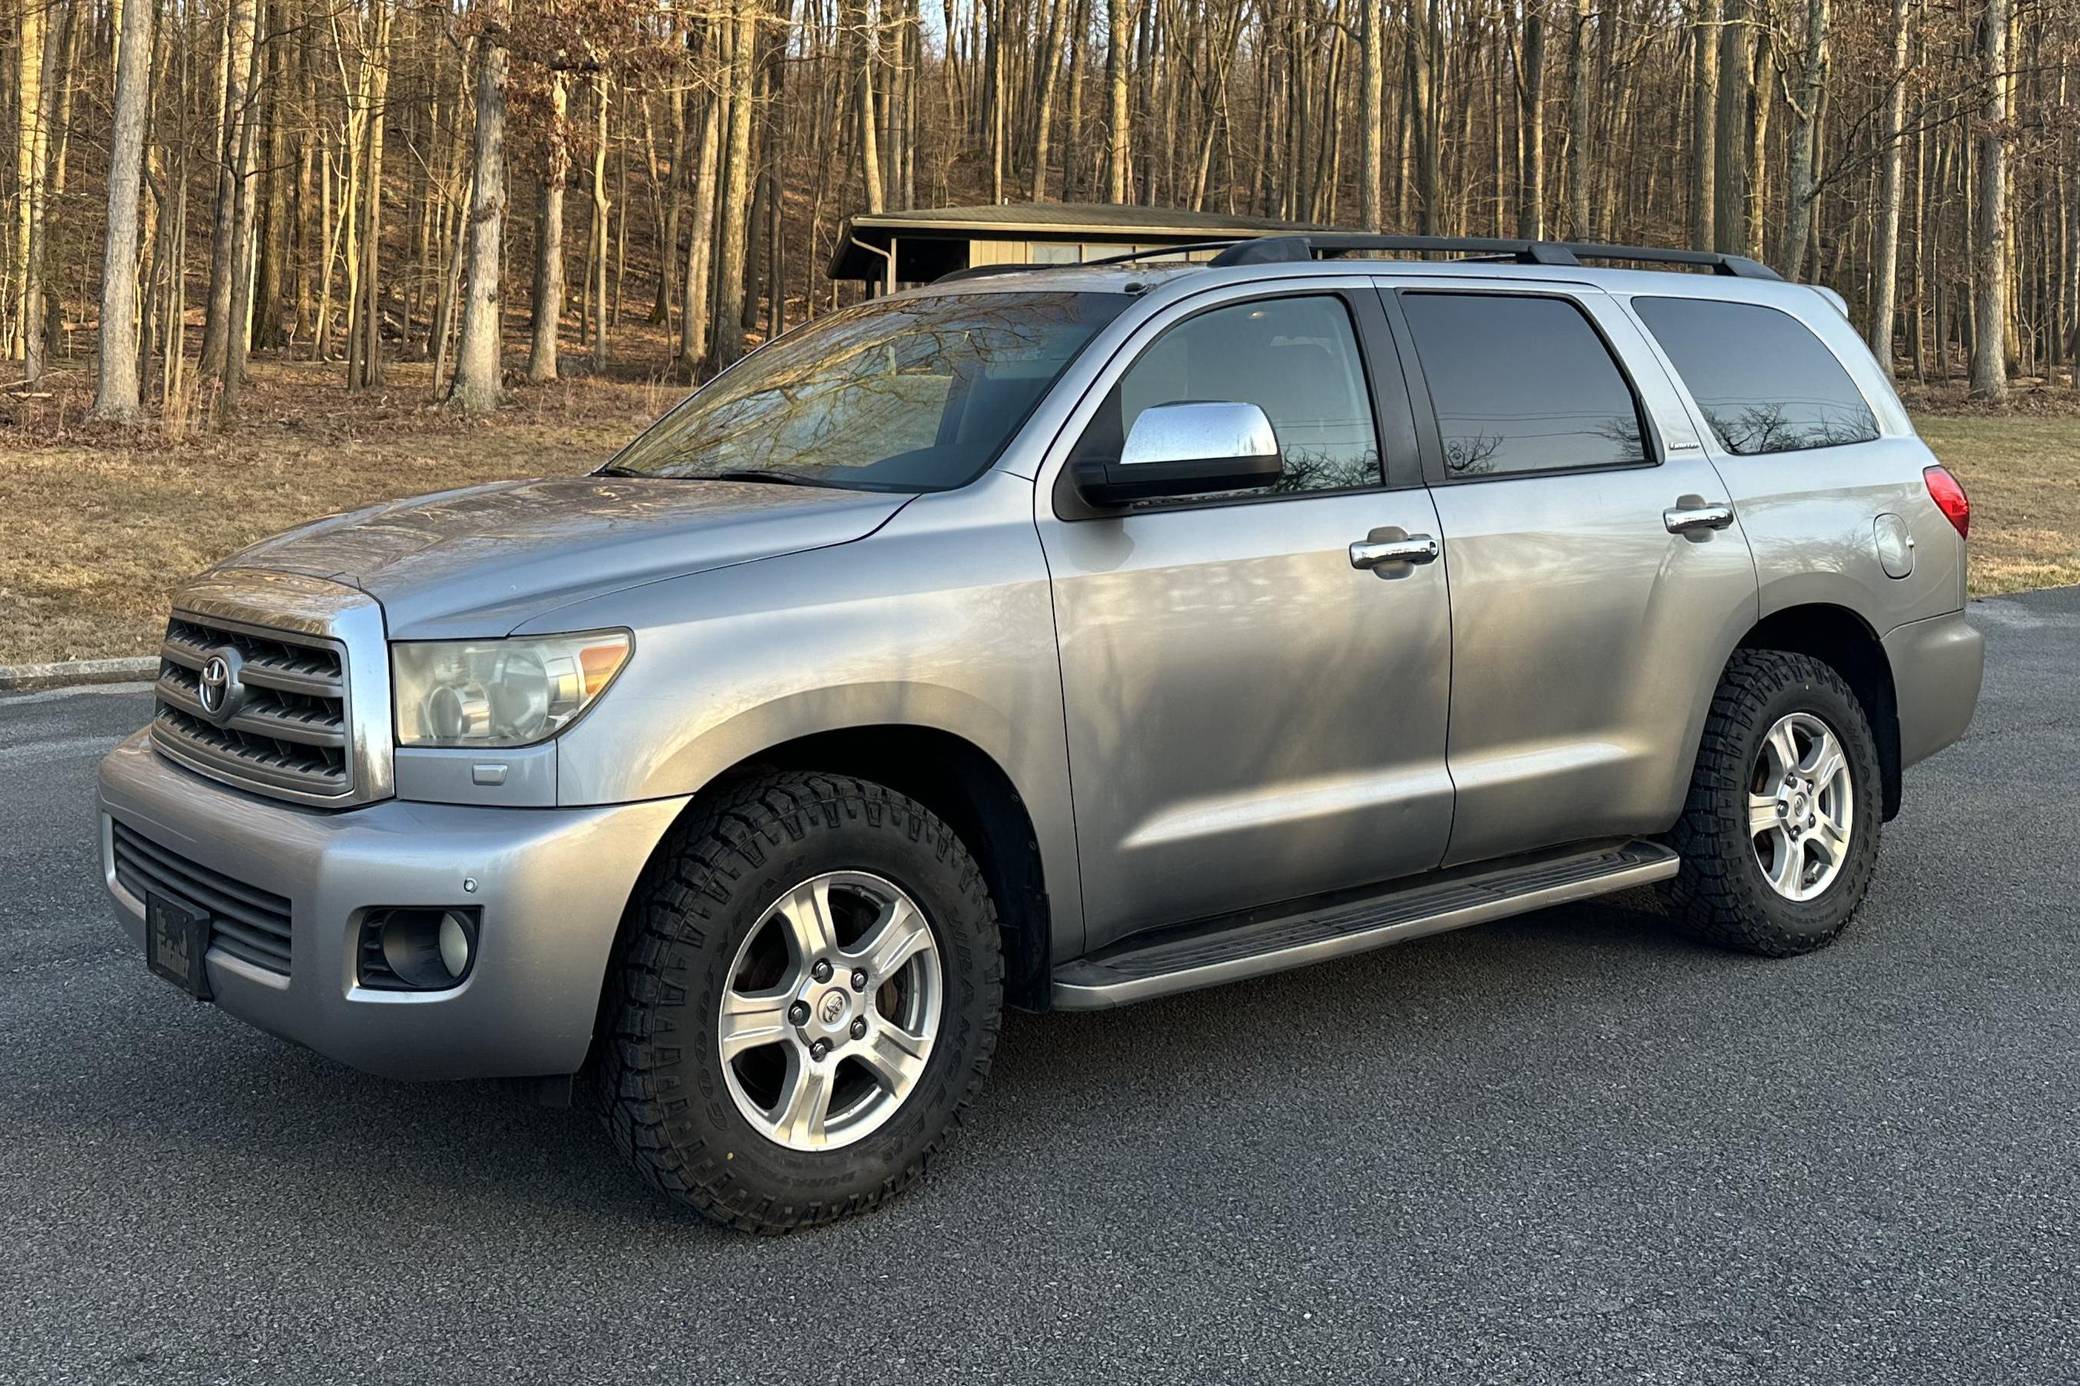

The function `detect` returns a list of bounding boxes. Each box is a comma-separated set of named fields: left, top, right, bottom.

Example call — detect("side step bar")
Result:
left=1051, top=840, right=1678, bottom=1010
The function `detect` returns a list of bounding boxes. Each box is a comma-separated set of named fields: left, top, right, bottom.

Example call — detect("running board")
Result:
left=1051, top=840, right=1679, bottom=1010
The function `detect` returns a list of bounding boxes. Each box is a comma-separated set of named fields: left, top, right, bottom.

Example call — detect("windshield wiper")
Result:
left=706, top=468, right=833, bottom=488
left=594, top=465, right=644, bottom=477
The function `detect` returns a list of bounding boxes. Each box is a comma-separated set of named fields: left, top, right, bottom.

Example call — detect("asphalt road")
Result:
left=3, top=588, right=2078, bottom=1386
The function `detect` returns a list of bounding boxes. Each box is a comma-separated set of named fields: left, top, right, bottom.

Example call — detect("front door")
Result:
left=1380, top=281, right=1761, bottom=866
left=1037, top=284, right=1456, bottom=950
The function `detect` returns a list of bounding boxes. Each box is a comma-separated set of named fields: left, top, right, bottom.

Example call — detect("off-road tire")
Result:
left=1662, top=649, right=1883, bottom=956
left=596, top=771, right=1003, bottom=1233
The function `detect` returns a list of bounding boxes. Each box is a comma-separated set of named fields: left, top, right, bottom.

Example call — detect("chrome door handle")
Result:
left=1349, top=534, right=1441, bottom=570
left=1664, top=502, right=1735, bottom=535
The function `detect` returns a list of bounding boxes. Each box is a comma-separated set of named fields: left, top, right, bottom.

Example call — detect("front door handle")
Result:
left=1349, top=534, right=1441, bottom=570
left=1664, top=501, right=1736, bottom=535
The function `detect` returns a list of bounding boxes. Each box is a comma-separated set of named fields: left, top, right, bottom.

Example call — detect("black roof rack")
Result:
left=1212, top=233, right=1782, bottom=280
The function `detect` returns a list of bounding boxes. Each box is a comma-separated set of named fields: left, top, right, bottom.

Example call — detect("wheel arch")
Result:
left=598, top=724, right=1058, bottom=1044
left=1737, top=602, right=1903, bottom=820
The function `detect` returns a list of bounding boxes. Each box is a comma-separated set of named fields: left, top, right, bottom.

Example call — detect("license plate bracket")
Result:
left=146, top=893, right=212, bottom=1001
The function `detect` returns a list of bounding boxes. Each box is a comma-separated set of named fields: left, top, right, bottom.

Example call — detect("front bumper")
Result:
left=1884, top=608, right=1985, bottom=769
left=98, top=731, right=686, bottom=1080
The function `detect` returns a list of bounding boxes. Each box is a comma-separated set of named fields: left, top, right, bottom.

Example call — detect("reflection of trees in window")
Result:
left=1443, top=431, right=1505, bottom=474
left=1702, top=402, right=1879, bottom=456
left=1438, top=411, right=1640, bottom=476
left=1272, top=445, right=1382, bottom=493
left=611, top=291, right=1124, bottom=490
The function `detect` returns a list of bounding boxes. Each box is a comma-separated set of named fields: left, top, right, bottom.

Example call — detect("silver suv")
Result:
left=97, top=235, right=1983, bottom=1231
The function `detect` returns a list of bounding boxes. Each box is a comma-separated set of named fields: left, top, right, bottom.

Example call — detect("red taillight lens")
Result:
left=1924, top=464, right=1970, bottom=539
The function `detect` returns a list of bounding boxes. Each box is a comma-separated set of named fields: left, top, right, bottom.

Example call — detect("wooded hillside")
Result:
left=3, top=0, right=2075, bottom=427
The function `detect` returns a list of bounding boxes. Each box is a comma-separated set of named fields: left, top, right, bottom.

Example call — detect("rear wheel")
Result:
left=597, top=772, right=1002, bottom=1232
left=1663, top=650, right=1883, bottom=956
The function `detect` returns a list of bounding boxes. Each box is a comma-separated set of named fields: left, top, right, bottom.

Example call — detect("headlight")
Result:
left=392, top=631, right=632, bottom=748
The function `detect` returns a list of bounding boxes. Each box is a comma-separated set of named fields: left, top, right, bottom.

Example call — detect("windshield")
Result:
left=604, top=290, right=1131, bottom=492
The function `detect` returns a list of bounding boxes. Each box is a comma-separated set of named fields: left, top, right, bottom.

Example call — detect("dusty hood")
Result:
left=218, top=476, right=908, bottom=639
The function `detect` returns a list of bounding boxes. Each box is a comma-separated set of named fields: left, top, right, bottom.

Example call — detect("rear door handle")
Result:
left=1664, top=502, right=1735, bottom=535
left=1349, top=534, right=1441, bottom=570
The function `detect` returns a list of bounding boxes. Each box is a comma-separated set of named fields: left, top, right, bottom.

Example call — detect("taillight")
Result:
left=1924, top=465, right=1970, bottom=539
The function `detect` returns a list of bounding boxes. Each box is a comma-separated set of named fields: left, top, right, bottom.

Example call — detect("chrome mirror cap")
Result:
left=1120, top=401, right=1280, bottom=469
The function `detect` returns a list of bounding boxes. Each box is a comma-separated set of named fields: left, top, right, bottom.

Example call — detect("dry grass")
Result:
left=1, top=355, right=674, bottom=666
left=1917, top=412, right=2080, bottom=597
left=4, top=351, right=2079, bottom=666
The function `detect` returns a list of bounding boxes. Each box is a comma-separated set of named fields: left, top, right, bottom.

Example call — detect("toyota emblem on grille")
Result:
left=197, top=649, right=245, bottom=724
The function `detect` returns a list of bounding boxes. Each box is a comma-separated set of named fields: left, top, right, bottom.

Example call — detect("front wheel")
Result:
left=1663, top=649, right=1883, bottom=956
left=597, top=772, right=1003, bottom=1232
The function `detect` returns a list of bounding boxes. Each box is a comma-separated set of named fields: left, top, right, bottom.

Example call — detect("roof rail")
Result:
left=1211, top=234, right=1782, bottom=280
left=933, top=263, right=1051, bottom=284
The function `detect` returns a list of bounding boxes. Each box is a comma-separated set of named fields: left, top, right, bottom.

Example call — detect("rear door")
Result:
left=1379, top=279, right=1761, bottom=866
left=1036, top=281, right=1456, bottom=950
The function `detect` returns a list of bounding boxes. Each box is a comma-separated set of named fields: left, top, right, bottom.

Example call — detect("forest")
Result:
left=1, top=0, right=2075, bottom=430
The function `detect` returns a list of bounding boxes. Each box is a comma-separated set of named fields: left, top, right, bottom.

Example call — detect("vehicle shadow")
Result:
left=55, top=886, right=1730, bottom=1244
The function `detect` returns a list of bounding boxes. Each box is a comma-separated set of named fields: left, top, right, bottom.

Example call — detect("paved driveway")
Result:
left=3, top=588, right=2076, bottom=1385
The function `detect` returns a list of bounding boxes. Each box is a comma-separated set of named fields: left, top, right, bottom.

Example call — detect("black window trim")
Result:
left=1624, top=292, right=1884, bottom=460
left=1381, top=284, right=1667, bottom=489
left=1050, top=284, right=1424, bottom=522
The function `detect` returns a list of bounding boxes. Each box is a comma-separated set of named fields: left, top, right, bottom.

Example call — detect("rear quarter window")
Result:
left=1632, top=297, right=1879, bottom=457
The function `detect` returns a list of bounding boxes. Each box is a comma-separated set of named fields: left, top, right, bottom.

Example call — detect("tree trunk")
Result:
left=704, top=0, right=756, bottom=374
left=1867, top=0, right=1911, bottom=370
left=1567, top=0, right=1592, bottom=239
left=450, top=1, right=509, bottom=414
left=201, top=0, right=255, bottom=376
left=529, top=72, right=568, bottom=384
left=220, top=13, right=266, bottom=421
left=854, top=0, right=883, bottom=213
left=93, top=0, right=155, bottom=420
left=1517, top=0, right=1546, bottom=239
left=678, top=31, right=721, bottom=378
left=1689, top=0, right=1718, bottom=251
left=1779, top=0, right=1829, bottom=278
left=590, top=73, right=609, bottom=372
left=1712, top=0, right=1747, bottom=256
left=1969, top=0, right=2009, bottom=400
left=20, top=0, right=64, bottom=381
left=1105, top=0, right=1129, bottom=202
left=1030, top=0, right=1064, bottom=200
left=1359, top=0, right=1383, bottom=230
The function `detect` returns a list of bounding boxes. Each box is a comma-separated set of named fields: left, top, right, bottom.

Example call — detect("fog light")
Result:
left=359, top=908, right=478, bottom=990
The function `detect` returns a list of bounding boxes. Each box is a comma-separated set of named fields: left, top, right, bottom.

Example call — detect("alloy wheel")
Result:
left=717, top=870, right=943, bottom=1152
left=1747, top=711, right=1855, bottom=902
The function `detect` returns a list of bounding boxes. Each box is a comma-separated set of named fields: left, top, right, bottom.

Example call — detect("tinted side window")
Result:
left=1632, top=297, right=1879, bottom=456
left=1075, top=295, right=1382, bottom=494
left=1399, top=292, right=1648, bottom=478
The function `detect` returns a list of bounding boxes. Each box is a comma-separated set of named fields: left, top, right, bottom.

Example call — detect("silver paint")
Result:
left=96, top=253, right=1983, bottom=1083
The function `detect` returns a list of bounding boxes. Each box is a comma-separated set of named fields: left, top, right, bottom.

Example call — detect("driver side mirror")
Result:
left=1071, top=401, right=1284, bottom=508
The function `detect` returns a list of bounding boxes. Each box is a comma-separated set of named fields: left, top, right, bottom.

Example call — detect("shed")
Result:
left=826, top=202, right=1326, bottom=291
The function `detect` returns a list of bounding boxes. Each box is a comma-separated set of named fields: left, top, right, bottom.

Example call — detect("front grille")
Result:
left=111, top=820, right=293, bottom=976
left=152, top=614, right=352, bottom=801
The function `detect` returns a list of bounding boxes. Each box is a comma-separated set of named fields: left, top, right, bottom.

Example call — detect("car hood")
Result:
left=217, top=476, right=909, bottom=639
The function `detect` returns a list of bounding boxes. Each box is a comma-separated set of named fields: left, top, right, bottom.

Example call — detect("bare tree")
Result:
left=1105, top=0, right=1129, bottom=202
left=1779, top=0, right=1830, bottom=278
left=1516, top=0, right=1547, bottom=239
left=529, top=71, right=569, bottom=384
left=704, top=0, right=757, bottom=374
left=451, top=0, right=511, bottom=414
left=1867, top=0, right=1913, bottom=369
left=1969, top=0, right=2009, bottom=400
left=92, top=0, right=156, bottom=420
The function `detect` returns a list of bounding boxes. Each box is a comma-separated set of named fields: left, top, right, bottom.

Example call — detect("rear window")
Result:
left=1631, top=297, right=1879, bottom=456
left=1398, top=292, right=1648, bottom=479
